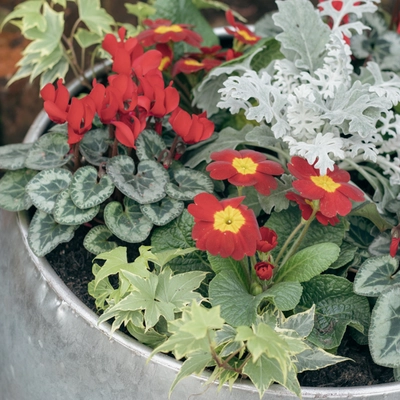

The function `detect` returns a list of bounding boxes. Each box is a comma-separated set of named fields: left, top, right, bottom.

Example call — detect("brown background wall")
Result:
left=0, top=0, right=397, bottom=145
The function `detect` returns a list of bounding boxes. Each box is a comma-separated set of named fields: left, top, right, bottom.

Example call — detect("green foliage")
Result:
left=0, top=143, right=33, bottom=170
left=83, top=225, right=118, bottom=255
left=140, top=197, right=184, bottom=226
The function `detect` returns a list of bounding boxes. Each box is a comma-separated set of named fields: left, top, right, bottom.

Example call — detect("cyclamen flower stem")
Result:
left=72, top=143, right=81, bottom=172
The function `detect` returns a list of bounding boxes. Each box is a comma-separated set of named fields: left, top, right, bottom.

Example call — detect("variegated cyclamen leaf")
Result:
left=107, top=156, right=169, bottom=204
left=135, top=129, right=167, bottom=161
left=25, top=168, right=72, bottom=213
left=70, top=166, right=115, bottom=209
left=28, top=210, right=77, bottom=257
left=53, top=189, right=100, bottom=225
left=165, top=168, right=213, bottom=201
left=354, top=255, right=400, bottom=297
left=104, top=197, right=153, bottom=243
left=83, top=225, right=118, bottom=255
left=0, top=169, right=37, bottom=211
left=0, top=143, right=33, bottom=170
left=369, top=285, right=400, bottom=367
left=24, top=132, right=71, bottom=170
left=140, top=197, right=184, bottom=226
left=79, top=127, right=110, bottom=166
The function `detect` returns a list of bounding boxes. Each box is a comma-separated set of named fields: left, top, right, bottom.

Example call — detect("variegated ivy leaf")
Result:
left=24, top=132, right=71, bottom=170
left=28, top=210, right=77, bottom=257
left=135, top=129, right=167, bottom=161
left=79, top=127, right=110, bottom=166
left=25, top=168, right=72, bottom=213
left=0, top=1, right=46, bottom=33
left=107, top=156, right=169, bottom=204
left=369, top=285, right=400, bottom=367
left=0, top=169, right=37, bottom=211
left=165, top=168, right=213, bottom=201
left=70, top=166, right=114, bottom=209
left=0, top=143, right=33, bottom=170
left=140, top=197, right=184, bottom=226
left=83, top=225, right=118, bottom=255
left=76, top=0, right=114, bottom=36
left=104, top=197, right=153, bottom=243
left=53, top=189, right=100, bottom=225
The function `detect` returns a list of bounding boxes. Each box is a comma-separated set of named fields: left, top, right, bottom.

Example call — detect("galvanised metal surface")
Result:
left=1, top=64, right=400, bottom=400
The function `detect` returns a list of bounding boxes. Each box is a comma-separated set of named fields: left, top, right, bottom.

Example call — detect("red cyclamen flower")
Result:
left=40, top=79, right=70, bottom=124
left=169, top=107, right=214, bottom=144
left=288, top=156, right=364, bottom=218
left=286, top=192, right=340, bottom=226
left=257, top=227, right=278, bottom=253
left=225, top=10, right=261, bottom=45
left=206, top=149, right=284, bottom=196
left=254, top=261, right=275, bottom=280
left=137, top=19, right=202, bottom=48
left=188, top=193, right=261, bottom=260
left=390, top=225, right=400, bottom=257
left=66, top=96, right=96, bottom=144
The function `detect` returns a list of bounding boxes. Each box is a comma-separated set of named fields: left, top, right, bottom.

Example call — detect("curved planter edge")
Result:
left=1, top=64, right=400, bottom=400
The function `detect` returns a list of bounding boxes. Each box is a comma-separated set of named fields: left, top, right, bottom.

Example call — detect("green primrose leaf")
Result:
left=0, top=169, right=37, bottom=211
left=53, top=189, right=100, bottom=225
left=140, top=197, right=184, bottom=226
left=296, top=275, right=371, bottom=350
left=83, top=225, right=118, bottom=255
left=351, top=202, right=394, bottom=232
left=258, top=174, right=294, bottom=214
left=328, top=242, right=358, bottom=270
left=135, top=129, right=167, bottom=161
left=28, top=210, right=77, bottom=257
left=165, top=168, right=214, bottom=201
left=104, top=197, right=153, bottom=243
left=369, top=285, right=400, bottom=367
left=107, top=156, right=169, bottom=204
left=354, top=255, right=400, bottom=297
left=77, top=0, right=114, bottom=36
left=263, top=281, right=303, bottom=311
left=25, top=168, right=72, bottom=213
left=79, top=127, right=110, bottom=166
left=70, top=166, right=115, bottom=209
left=273, top=242, right=340, bottom=283
left=0, top=143, right=33, bottom=170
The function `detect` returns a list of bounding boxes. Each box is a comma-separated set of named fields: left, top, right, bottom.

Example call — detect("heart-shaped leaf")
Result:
left=28, top=210, right=77, bottom=257
left=79, top=127, right=110, bottom=166
left=26, top=168, right=72, bottom=213
left=165, top=168, right=213, bottom=201
left=0, top=169, right=37, bottom=211
left=140, top=197, right=184, bottom=226
left=25, top=132, right=72, bottom=170
left=135, top=129, right=167, bottom=161
left=70, top=166, right=115, bottom=209
left=83, top=225, right=118, bottom=255
left=107, top=155, right=169, bottom=204
left=104, top=197, right=153, bottom=243
left=0, top=143, right=33, bottom=170
left=53, top=189, right=100, bottom=225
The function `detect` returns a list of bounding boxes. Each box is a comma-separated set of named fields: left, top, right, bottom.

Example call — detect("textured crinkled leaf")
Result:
left=369, top=285, right=400, bottom=367
left=328, top=242, right=358, bottom=270
left=104, top=197, right=153, bottom=243
left=70, top=166, right=114, bottom=209
left=83, top=225, right=118, bottom=255
left=297, top=275, right=370, bottom=349
left=135, top=129, right=167, bottom=161
left=107, top=156, right=169, bottom=204
left=25, top=168, right=72, bottom=213
left=0, top=169, right=37, bottom=211
left=354, top=255, right=400, bottom=297
left=0, top=143, right=33, bottom=170
left=236, top=186, right=262, bottom=217
left=151, top=210, right=211, bottom=274
left=351, top=201, right=393, bottom=233
left=165, top=168, right=213, bottom=201
left=24, top=132, right=71, bottom=170
left=263, top=281, right=303, bottom=311
left=274, top=243, right=340, bottom=283
left=273, top=0, right=330, bottom=71
left=258, top=174, right=294, bottom=214
left=28, top=210, right=77, bottom=257
left=53, top=189, right=100, bottom=225
left=79, top=127, right=110, bottom=166
left=140, top=197, right=184, bottom=226
left=77, top=0, right=114, bottom=36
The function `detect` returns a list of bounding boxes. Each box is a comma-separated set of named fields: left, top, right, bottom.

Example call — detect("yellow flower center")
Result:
left=184, top=59, right=204, bottom=67
left=237, top=29, right=258, bottom=42
left=154, top=25, right=183, bottom=34
left=232, top=157, right=258, bottom=175
left=213, top=205, right=245, bottom=233
left=159, top=56, right=171, bottom=71
left=310, top=175, right=341, bottom=193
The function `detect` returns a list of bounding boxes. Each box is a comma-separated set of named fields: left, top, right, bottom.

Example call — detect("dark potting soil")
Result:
left=47, top=225, right=395, bottom=389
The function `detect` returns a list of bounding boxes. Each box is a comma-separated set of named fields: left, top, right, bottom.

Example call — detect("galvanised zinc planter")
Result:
left=1, top=65, right=400, bottom=400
